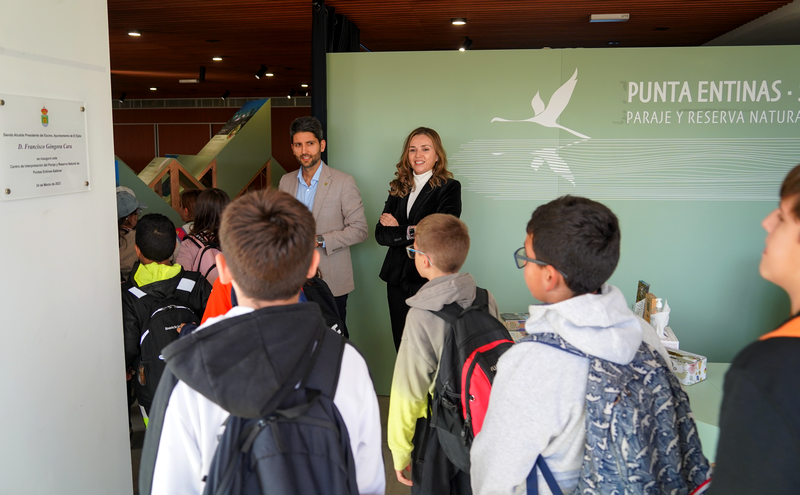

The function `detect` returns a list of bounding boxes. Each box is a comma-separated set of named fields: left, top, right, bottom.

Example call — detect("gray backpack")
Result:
left=522, top=332, right=712, bottom=495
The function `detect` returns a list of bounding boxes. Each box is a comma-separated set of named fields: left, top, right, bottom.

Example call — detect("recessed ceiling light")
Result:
left=149, top=87, right=157, bottom=91
left=212, top=57, right=223, bottom=61
left=301, top=84, right=308, bottom=88
left=265, top=71, right=274, bottom=77
left=451, top=18, right=466, bottom=26
left=179, top=79, right=199, bottom=83
left=590, top=14, right=629, bottom=23
left=128, top=30, right=141, bottom=36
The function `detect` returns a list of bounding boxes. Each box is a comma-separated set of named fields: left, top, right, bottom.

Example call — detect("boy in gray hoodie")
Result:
left=388, top=213, right=499, bottom=494
left=470, top=196, right=670, bottom=495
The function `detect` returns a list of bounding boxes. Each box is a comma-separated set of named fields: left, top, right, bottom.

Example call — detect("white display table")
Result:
left=683, top=362, right=730, bottom=463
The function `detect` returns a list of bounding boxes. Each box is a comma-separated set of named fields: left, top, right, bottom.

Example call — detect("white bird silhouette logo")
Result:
left=491, top=69, right=590, bottom=139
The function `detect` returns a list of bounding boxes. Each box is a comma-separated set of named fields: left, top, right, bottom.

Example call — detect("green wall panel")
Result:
left=329, top=47, right=798, bottom=394
left=215, top=99, right=273, bottom=196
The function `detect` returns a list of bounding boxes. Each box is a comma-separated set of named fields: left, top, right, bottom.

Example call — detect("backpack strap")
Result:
left=304, top=328, right=346, bottom=399
left=518, top=332, right=589, bottom=359
left=230, top=285, right=238, bottom=307
left=193, top=243, right=218, bottom=279
left=472, top=287, right=489, bottom=310
left=526, top=455, right=562, bottom=495
left=175, top=276, right=197, bottom=294
left=431, top=287, right=490, bottom=324
left=186, top=234, right=203, bottom=249
left=128, top=286, right=147, bottom=299
left=138, top=367, right=180, bottom=495
left=185, top=234, right=218, bottom=277
left=519, top=338, right=586, bottom=495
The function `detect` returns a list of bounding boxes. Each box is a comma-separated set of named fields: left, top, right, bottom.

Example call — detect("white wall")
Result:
left=0, top=1, right=132, bottom=494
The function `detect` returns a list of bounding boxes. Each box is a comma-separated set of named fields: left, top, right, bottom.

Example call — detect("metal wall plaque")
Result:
left=0, top=94, right=90, bottom=201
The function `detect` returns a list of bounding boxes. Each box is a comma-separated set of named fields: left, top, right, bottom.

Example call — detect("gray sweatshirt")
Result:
left=470, top=284, right=670, bottom=495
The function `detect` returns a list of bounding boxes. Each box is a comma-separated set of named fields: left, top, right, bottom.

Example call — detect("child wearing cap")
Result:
left=117, top=189, right=146, bottom=282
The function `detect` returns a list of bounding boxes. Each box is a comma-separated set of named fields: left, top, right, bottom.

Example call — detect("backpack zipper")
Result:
left=151, top=305, right=193, bottom=318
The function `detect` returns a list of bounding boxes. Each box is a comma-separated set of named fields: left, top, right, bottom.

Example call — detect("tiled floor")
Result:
left=130, top=396, right=410, bottom=495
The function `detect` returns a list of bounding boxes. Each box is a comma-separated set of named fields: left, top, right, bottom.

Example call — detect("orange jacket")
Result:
left=760, top=315, right=800, bottom=340
left=201, top=277, right=233, bottom=324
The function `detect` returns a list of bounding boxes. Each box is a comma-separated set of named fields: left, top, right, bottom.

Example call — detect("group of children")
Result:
left=124, top=163, right=800, bottom=495
left=120, top=187, right=229, bottom=420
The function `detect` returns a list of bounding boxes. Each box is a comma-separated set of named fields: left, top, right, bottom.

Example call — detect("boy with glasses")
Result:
left=388, top=213, right=500, bottom=494
left=471, top=195, right=671, bottom=495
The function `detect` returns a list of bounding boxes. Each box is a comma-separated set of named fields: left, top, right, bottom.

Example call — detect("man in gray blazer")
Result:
left=279, top=116, right=368, bottom=325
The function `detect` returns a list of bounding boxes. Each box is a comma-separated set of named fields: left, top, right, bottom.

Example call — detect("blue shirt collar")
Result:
left=296, top=161, right=324, bottom=186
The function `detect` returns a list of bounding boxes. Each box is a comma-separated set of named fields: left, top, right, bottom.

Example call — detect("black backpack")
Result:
left=129, top=279, right=201, bottom=410
left=303, top=276, right=348, bottom=338
left=430, top=288, right=514, bottom=473
left=200, top=327, right=357, bottom=495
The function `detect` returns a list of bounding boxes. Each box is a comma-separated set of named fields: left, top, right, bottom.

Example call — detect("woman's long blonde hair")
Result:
left=389, top=127, right=453, bottom=197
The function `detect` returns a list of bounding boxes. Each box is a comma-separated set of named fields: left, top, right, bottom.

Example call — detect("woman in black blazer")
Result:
left=375, top=127, right=462, bottom=350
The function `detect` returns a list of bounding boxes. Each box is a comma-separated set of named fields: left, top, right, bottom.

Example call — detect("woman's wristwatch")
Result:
left=316, top=235, right=325, bottom=247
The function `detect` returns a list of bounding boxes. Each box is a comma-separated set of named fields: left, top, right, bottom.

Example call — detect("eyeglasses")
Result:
left=406, top=245, right=435, bottom=266
left=513, top=247, right=568, bottom=279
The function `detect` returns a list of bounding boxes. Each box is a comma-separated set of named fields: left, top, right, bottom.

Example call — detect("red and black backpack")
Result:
left=430, top=287, right=514, bottom=472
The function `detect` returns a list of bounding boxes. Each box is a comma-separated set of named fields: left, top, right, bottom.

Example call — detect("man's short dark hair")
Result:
left=290, top=116, right=324, bottom=143
left=526, top=195, right=620, bottom=296
left=220, top=189, right=316, bottom=301
left=135, top=214, right=176, bottom=262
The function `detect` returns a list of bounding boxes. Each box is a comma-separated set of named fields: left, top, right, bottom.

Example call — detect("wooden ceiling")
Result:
left=108, top=0, right=792, bottom=100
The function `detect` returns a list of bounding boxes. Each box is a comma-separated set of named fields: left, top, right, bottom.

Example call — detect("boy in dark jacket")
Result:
left=710, top=164, right=800, bottom=494
left=121, top=213, right=211, bottom=418
left=140, top=190, right=384, bottom=495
